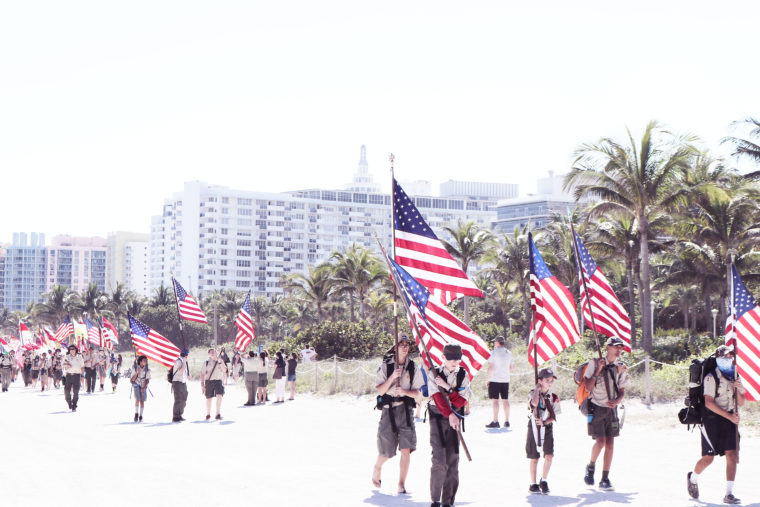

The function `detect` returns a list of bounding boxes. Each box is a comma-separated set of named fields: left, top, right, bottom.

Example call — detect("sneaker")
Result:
left=686, top=472, right=699, bottom=499
left=138, top=415, right=143, bottom=422
left=215, top=414, right=222, bottom=420
left=485, top=421, right=500, bottom=429
left=723, top=494, right=741, bottom=504
left=172, top=417, right=180, bottom=422
left=584, top=464, right=595, bottom=485
left=205, top=414, right=211, bottom=420
left=599, top=478, right=614, bottom=491
left=504, top=421, right=510, bottom=428
left=134, top=413, right=139, bottom=422
left=539, top=480, right=550, bottom=494
left=529, top=483, right=540, bottom=494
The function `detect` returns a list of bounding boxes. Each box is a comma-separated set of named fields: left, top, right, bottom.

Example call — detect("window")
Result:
left=239, top=198, right=252, bottom=205
left=220, top=239, right=227, bottom=245
left=236, top=270, right=250, bottom=277
left=221, top=249, right=227, bottom=255
left=237, top=239, right=251, bottom=246
left=322, top=191, right=336, bottom=201
left=238, top=208, right=252, bottom=216
left=222, top=197, right=229, bottom=203
left=221, top=208, right=229, bottom=214
left=220, top=260, right=227, bottom=266
left=237, top=260, right=251, bottom=267
left=237, top=250, right=251, bottom=257
left=238, top=219, right=252, bottom=226
left=221, top=228, right=228, bottom=235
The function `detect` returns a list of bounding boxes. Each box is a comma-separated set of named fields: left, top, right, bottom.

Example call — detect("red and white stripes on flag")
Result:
left=86, top=318, right=101, bottom=347
left=234, top=292, right=255, bottom=352
left=53, top=316, right=74, bottom=343
left=102, top=317, right=119, bottom=344
left=528, top=233, right=581, bottom=366
left=389, top=257, right=490, bottom=380
left=728, top=265, right=760, bottom=401
left=573, top=232, right=632, bottom=352
left=128, top=313, right=180, bottom=368
left=172, top=278, right=209, bottom=324
left=392, top=178, right=484, bottom=305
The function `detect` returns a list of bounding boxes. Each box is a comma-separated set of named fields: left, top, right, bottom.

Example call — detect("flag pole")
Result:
left=729, top=253, right=740, bottom=459
left=171, top=276, right=187, bottom=349
left=570, top=224, right=612, bottom=401
left=374, top=233, right=472, bottom=461
left=528, top=232, right=542, bottom=447
left=390, top=154, right=400, bottom=377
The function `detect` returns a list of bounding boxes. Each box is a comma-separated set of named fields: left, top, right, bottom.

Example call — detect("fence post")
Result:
left=357, top=365, right=362, bottom=395
left=644, top=355, right=651, bottom=405
left=333, top=355, right=338, bottom=394
left=314, top=359, right=318, bottom=392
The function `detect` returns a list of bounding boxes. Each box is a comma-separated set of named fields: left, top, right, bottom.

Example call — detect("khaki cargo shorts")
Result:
left=377, top=404, right=417, bottom=457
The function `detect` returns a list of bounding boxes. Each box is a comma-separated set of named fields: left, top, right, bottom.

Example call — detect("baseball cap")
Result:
left=605, top=336, right=625, bottom=347
left=537, top=368, right=557, bottom=379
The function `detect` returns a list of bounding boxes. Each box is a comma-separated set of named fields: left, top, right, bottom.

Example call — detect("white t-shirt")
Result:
left=300, top=348, right=317, bottom=363
left=488, top=347, right=513, bottom=383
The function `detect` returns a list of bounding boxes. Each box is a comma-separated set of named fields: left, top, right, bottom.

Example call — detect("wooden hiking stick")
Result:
left=375, top=235, right=472, bottom=461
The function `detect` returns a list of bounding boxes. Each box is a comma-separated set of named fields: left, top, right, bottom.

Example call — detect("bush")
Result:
left=291, top=320, right=393, bottom=359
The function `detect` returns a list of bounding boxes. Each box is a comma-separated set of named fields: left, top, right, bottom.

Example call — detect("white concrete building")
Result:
left=46, top=235, right=108, bottom=293
left=107, top=231, right=150, bottom=297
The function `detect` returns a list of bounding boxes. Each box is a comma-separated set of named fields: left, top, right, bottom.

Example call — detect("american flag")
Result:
left=574, top=232, right=632, bottom=352
left=173, top=279, right=209, bottom=324
left=54, top=316, right=74, bottom=343
left=388, top=256, right=490, bottom=380
left=234, top=291, right=255, bottom=352
left=728, top=265, right=760, bottom=401
left=528, top=233, right=581, bottom=366
left=85, top=318, right=101, bottom=347
left=127, top=313, right=181, bottom=368
left=393, top=178, right=484, bottom=305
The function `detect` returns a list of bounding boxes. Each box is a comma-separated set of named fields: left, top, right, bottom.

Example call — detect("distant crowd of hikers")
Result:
left=0, top=343, right=318, bottom=423
left=371, top=335, right=746, bottom=506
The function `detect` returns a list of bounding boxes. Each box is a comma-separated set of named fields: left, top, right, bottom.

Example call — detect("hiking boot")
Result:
left=485, top=421, right=500, bottom=428
left=686, top=472, right=699, bottom=499
left=539, top=480, right=550, bottom=494
left=172, top=417, right=180, bottom=422
left=599, top=478, right=614, bottom=491
left=584, top=464, right=595, bottom=485
left=723, top=494, right=741, bottom=504
left=138, top=415, right=143, bottom=422
left=134, top=413, right=139, bottom=422
left=528, top=483, right=540, bottom=494
left=504, top=421, right=510, bottom=428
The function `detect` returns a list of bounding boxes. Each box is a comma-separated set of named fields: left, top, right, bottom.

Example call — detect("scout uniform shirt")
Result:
left=64, top=354, right=85, bottom=375
left=375, top=358, right=424, bottom=407
left=427, top=366, right=470, bottom=416
left=704, top=368, right=742, bottom=413
left=172, top=357, right=189, bottom=383
left=203, top=358, right=227, bottom=381
left=82, top=351, right=93, bottom=368
left=0, top=355, right=12, bottom=369
left=528, top=389, right=561, bottom=421
left=133, top=366, right=151, bottom=388
left=583, top=358, right=630, bottom=407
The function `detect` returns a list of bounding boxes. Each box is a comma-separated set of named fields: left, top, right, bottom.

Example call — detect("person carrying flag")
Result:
left=130, top=355, right=151, bottom=422
left=200, top=348, right=227, bottom=420
left=171, top=349, right=190, bottom=422
left=96, top=348, right=108, bottom=391
left=582, top=336, right=629, bottom=491
left=52, top=349, right=63, bottom=389
left=527, top=368, right=560, bottom=494
left=371, top=335, right=424, bottom=495
left=687, top=345, right=745, bottom=504
left=427, top=344, right=469, bottom=507
left=38, top=352, right=50, bottom=392
left=0, top=352, right=12, bottom=391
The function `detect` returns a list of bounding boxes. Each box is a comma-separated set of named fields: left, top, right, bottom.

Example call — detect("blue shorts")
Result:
left=132, top=383, right=147, bottom=401
left=287, top=374, right=296, bottom=382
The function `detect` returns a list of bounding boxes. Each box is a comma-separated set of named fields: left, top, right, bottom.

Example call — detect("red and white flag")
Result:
left=728, top=265, right=760, bottom=401
left=19, top=322, right=32, bottom=345
left=573, top=231, right=632, bottom=352
left=389, top=257, right=490, bottom=380
left=172, top=278, right=208, bottom=324
left=234, top=292, right=255, bottom=352
left=128, top=313, right=180, bottom=368
left=392, top=178, right=484, bottom=305
left=528, top=233, right=581, bottom=366
left=102, top=317, right=119, bottom=344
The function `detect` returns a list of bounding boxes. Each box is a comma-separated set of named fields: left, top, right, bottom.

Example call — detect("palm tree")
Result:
left=106, top=282, right=134, bottom=345
left=723, top=118, right=760, bottom=177
left=35, top=285, right=74, bottom=325
left=282, top=263, right=335, bottom=321
left=441, top=220, right=494, bottom=325
left=484, top=225, right=532, bottom=339
left=250, top=296, right=269, bottom=334
left=70, top=282, right=111, bottom=321
left=152, top=282, right=173, bottom=306
left=331, top=243, right=385, bottom=321
left=567, top=121, right=698, bottom=351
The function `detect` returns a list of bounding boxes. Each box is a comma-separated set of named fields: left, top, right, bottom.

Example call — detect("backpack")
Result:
left=573, top=359, right=622, bottom=416
left=678, top=356, right=718, bottom=428
left=167, top=359, right=178, bottom=383
left=375, top=359, right=418, bottom=410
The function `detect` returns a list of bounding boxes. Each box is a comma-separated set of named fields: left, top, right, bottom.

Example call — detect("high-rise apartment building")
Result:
left=2, top=233, right=47, bottom=311
left=107, top=231, right=150, bottom=297
left=46, top=236, right=108, bottom=293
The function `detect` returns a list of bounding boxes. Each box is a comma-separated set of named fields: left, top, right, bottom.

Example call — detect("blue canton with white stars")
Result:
left=733, top=265, right=757, bottom=320
left=85, top=317, right=94, bottom=330
left=174, top=280, right=189, bottom=301
left=393, top=179, right=437, bottom=240
left=128, top=314, right=151, bottom=339
left=242, top=292, right=252, bottom=314
left=575, top=235, right=598, bottom=276
left=389, top=257, right=430, bottom=318
left=529, top=235, right=552, bottom=281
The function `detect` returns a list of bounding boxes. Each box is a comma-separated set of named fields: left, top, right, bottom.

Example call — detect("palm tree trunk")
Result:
left=464, top=296, right=470, bottom=326
left=626, top=261, right=636, bottom=349
left=638, top=224, right=653, bottom=352
left=683, top=309, right=688, bottom=329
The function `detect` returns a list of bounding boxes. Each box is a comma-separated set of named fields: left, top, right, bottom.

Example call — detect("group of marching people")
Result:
left=0, top=346, right=123, bottom=397
left=371, top=336, right=747, bottom=506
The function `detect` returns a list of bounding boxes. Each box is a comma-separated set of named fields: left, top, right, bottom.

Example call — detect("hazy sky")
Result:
left=1, top=1, right=758, bottom=242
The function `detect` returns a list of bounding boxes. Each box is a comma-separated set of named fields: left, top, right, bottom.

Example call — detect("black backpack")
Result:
left=375, top=359, right=418, bottom=410
left=678, top=356, right=719, bottom=428
left=167, top=358, right=184, bottom=383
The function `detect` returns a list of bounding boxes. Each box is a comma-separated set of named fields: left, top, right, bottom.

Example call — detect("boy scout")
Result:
left=372, top=335, right=423, bottom=495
